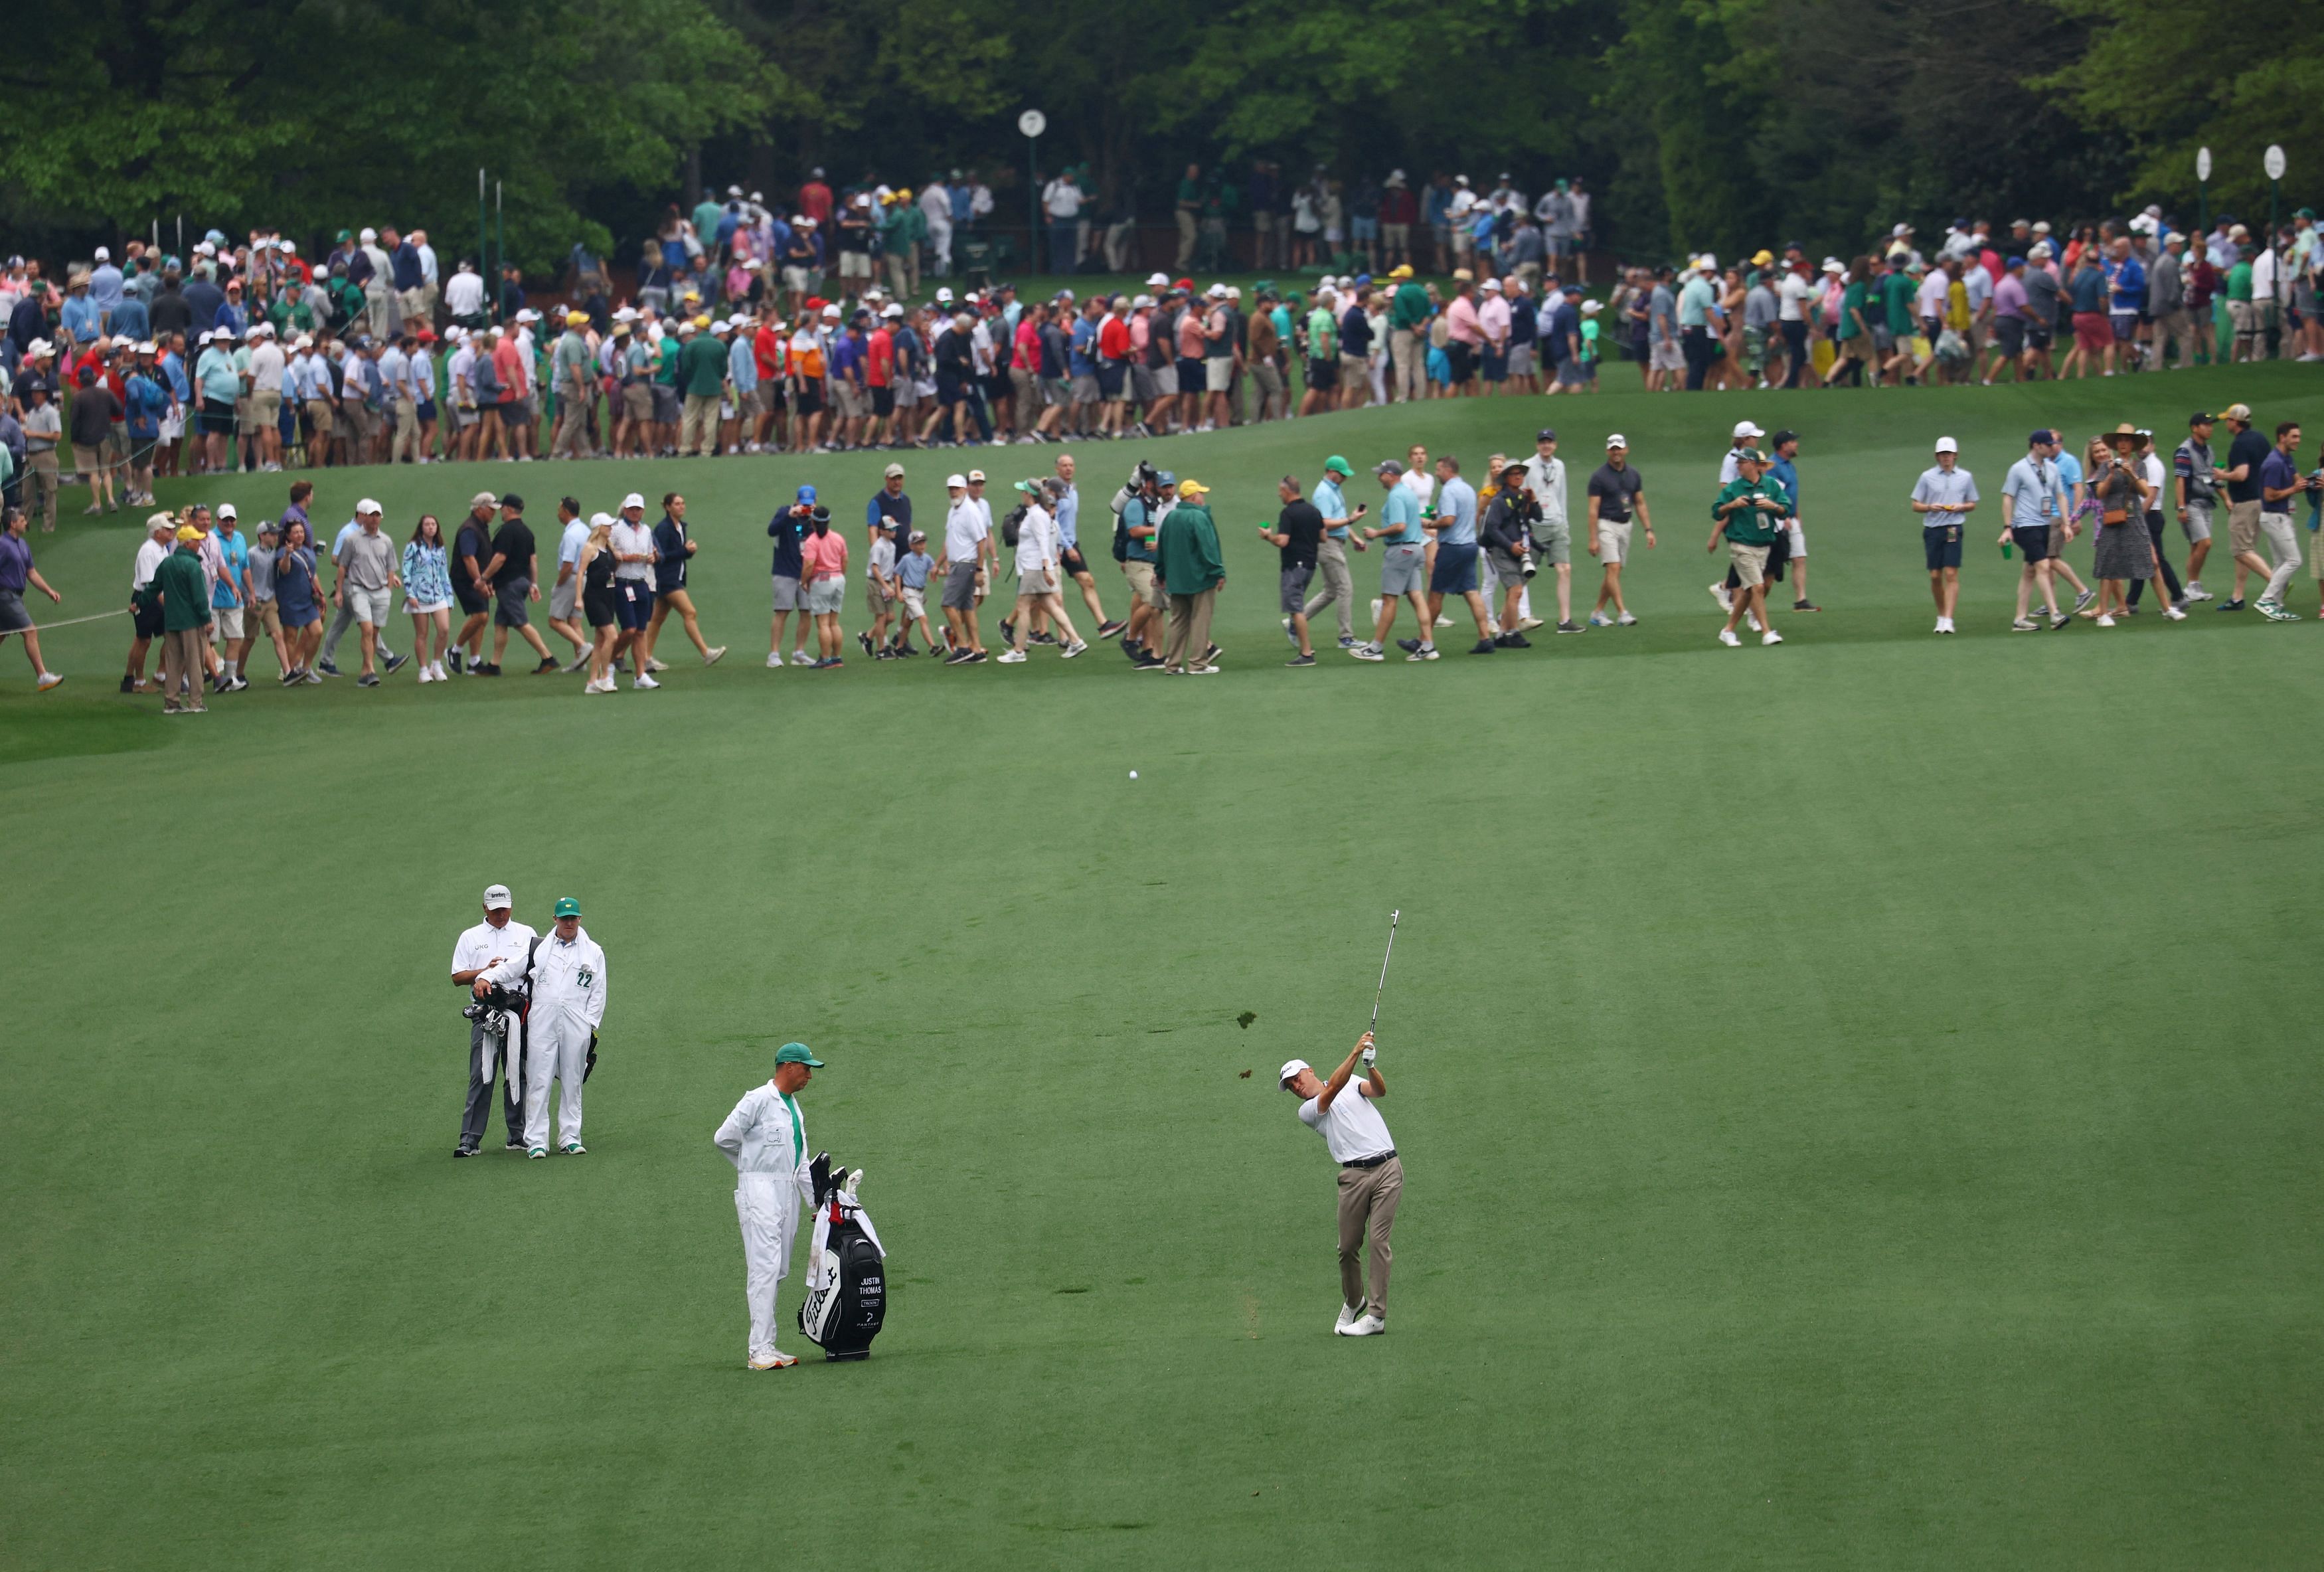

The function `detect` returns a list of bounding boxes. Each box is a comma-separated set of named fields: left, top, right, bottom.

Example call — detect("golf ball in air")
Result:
left=1128, top=770, right=1138, bottom=779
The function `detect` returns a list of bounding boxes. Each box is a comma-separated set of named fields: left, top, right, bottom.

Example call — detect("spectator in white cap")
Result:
left=450, top=884, right=537, bottom=1157
left=328, top=497, right=402, bottom=685
left=1910, top=436, right=1977, bottom=634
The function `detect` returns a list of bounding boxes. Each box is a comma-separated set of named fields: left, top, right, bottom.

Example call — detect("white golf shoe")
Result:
left=1335, top=1304, right=1363, bottom=1333
left=1336, top=1314, right=1385, bottom=1338
left=748, top=1350, right=799, bottom=1370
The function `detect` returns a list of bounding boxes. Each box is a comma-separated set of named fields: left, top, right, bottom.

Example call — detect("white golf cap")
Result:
left=1146, top=272, right=1170, bottom=287
left=1934, top=436, right=1959, bottom=454
left=1207, top=282, right=1227, bottom=298
left=935, top=287, right=954, bottom=303
left=1732, top=420, right=1764, bottom=439
left=216, top=502, right=238, bottom=520
left=1278, top=1059, right=1311, bottom=1087
left=135, top=339, right=157, bottom=353
left=482, top=884, right=512, bottom=909
left=881, top=303, right=902, bottom=317
left=357, top=497, right=382, bottom=514
left=94, top=246, right=110, bottom=261
left=945, top=473, right=967, bottom=488
left=590, top=512, right=614, bottom=528
left=1606, top=433, right=1628, bottom=448
left=360, top=226, right=378, bottom=242
left=621, top=492, right=645, bottom=510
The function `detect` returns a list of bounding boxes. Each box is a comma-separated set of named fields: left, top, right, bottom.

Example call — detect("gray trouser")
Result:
left=1337, top=1155, right=1403, bottom=1321
left=1303, top=537, right=1356, bottom=640
left=461, top=1012, right=528, bottom=1150
left=321, top=591, right=397, bottom=666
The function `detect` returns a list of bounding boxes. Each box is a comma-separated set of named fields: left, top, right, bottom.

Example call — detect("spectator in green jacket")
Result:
left=1156, top=478, right=1225, bottom=674
left=155, top=521, right=214, bottom=712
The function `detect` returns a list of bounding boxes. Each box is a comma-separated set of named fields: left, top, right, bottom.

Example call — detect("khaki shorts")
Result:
left=1120, top=559, right=1165, bottom=612
left=212, top=605, right=246, bottom=640
left=305, top=398, right=336, bottom=436
left=899, top=586, right=927, bottom=620
left=1727, top=541, right=1771, bottom=588
left=250, top=598, right=282, bottom=638
left=251, top=389, right=282, bottom=427
left=1594, top=519, right=1635, bottom=565
left=839, top=251, right=873, bottom=279
left=832, top=381, right=870, bottom=420
left=622, top=384, right=653, bottom=422
left=2228, top=499, right=2262, bottom=557
left=865, top=578, right=893, bottom=618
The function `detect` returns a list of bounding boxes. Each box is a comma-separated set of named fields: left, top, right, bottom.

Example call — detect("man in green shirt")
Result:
left=548, top=312, right=597, bottom=460
left=2224, top=250, right=2257, bottom=360
left=1878, top=256, right=1920, bottom=383
left=154, top=523, right=215, bottom=711
left=1155, top=478, right=1225, bottom=673
left=1301, top=290, right=1340, bottom=416
left=1708, top=448, right=1788, bottom=648
left=675, top=319, right=725, bottom=456
left=1388, top=265, right=1430, bottom=402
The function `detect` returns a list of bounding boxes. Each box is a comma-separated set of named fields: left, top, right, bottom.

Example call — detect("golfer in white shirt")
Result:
left=475, top=895, right=606, bottom=1157
left=1281, top=1031, right=1401, bottom=1337
left=713, top=1042, right=825, bottom=1369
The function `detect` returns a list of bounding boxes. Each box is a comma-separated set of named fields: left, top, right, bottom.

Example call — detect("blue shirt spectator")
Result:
left=1434, top=476, right=1479, bottom=546
left=1380, top=480, right=1425, bottom=544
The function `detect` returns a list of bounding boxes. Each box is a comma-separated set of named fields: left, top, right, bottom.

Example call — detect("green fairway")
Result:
left=8, top=365, right=2324, bottom=1569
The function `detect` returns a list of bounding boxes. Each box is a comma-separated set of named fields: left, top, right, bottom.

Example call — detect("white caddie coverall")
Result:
left=712, top=1084, right=814, bottom=1361
left=482, top=926, right=607, bottom=1150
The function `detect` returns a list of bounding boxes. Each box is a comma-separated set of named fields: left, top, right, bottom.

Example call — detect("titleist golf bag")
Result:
left=797, top=1152, right=886, bottom=1361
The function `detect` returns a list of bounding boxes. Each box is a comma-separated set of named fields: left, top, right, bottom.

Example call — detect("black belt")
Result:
left=1343, top=1149, right=1396, bottom=1170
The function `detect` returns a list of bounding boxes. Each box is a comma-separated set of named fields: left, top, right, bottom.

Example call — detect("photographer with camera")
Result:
left=1480, top=461, right=1540, bottom=648
left=449, top=883, right=537, bottom=1158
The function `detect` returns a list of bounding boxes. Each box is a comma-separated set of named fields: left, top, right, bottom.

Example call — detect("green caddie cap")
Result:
left=553, top=896, right=582, bottom=917
left=1323, top=455, right=1353, bottom=478
left=775, top=1042, right=825, bottom=1067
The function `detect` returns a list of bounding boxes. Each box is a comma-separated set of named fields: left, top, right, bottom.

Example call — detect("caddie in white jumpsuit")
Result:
left=712, top=1041, right=824, bottom=1370
left=476, top=895, right=606, bottom=1158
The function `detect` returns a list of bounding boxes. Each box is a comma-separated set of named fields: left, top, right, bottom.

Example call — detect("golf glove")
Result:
left=1361, top=1047, right=1378, bottom=1067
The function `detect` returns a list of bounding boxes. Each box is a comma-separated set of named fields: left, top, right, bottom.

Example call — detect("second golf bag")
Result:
left=797, top=1152, right=887, bottom=1361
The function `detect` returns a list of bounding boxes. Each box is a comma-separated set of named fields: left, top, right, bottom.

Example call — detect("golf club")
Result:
left=1367, top=910, right=1400, bottom=1050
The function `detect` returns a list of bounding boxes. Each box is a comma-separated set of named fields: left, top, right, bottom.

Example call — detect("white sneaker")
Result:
left=417, top=666, right=434, bottom=683
left=430, top=661, right=446, bottom=681
left=1515, top=616, right=1544, bottom=632
left=36, top=671, right=63, bottom=690
left=1433, top=614, right=1452, bottom=628
left=634, top=673, right=660, bottom=689
left=2163, top=606, right=2188, bottom=622
left=705, top=646, right=728, bottom=665
left=1616, top=612, right=1637, bottom=626
left=2095, top=614, right=2116, bottom=627
left=766, top=651, right=784, bottom=667
left=748, top=1350, right=799, bottom=1369
left=1334, top=1304, right=1363, bottom=1333
left=1762, top=629, right=1784, bottom=646
left=1745, top=611, right=1763, bottom=633
left=1710, top=582, right=1734, bottom=613
left=1718, top=628, right=1742, bottom=647
left=645, top=657, right=671, bottom=673
left=995, top=648, right=1027, bottom=663
left=1060, top=639, right=1088, bottom=657
left=1336, top=1314, right=1384, bottom=1337
left=2183, top=584, right=2213, bottom=602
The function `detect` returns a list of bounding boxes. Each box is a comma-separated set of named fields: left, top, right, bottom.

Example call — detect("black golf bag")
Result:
left=797, top=1153, right=887, bottom=1361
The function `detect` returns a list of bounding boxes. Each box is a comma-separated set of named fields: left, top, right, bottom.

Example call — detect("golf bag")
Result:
left=797, top=1153, right=886, bottom=1361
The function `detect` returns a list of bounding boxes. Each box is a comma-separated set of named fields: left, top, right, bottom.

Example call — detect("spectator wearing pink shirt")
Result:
left=1444, top=271, right=1482, bottom=396
left=797, top=507, right=849, bottom=668
left=1477, top=278, right=1512, bottom=396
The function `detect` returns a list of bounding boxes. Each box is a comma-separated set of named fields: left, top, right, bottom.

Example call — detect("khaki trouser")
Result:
left=1303, top=536, right=1356, bottom=641
left=680, top=392, right=720, bottom=455
left=161, top=626, right=208, bottom=704
left=1011, top=366, right=1040, bottom=431
left=550, top=397, right=591, bottom=460
left=1175, top=207, right=1199, bottom=269
left=1252, top=361, right=1286, bottom=420
left=27, top=450, right=60, bottom=529
left=1337, top=1155, right=1403, bottom=1321
left=1161, top=584, right=1218, bottom=669
left=1390, top=328, right=1424, bottom=402
left=390, top=396, right=420, bottom=463
left=2154, top=307, right=2200, bottom=368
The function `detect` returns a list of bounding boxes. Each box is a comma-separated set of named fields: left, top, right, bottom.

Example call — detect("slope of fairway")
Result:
left=7, top=365, right=2323, bottom=1570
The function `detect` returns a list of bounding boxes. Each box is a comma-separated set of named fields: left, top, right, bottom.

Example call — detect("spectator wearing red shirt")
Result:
left=1097, top=297, right=1134, bottom=438
left=866, top=315, right=896, bottom=445
left=1378, top=175, right=1420, bottom=272
left=1011, top=310, right=1043, bottom=434
left=798, top=169, right=834, bottom=229
left=752, top=319, right=786, bottom=449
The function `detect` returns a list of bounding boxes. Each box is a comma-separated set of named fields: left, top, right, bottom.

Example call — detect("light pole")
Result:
left=1021, top=108, right=1047, bottom=274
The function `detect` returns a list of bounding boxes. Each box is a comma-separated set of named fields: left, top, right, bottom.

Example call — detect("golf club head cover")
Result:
left=809, top=1151, right=832, bottom=1207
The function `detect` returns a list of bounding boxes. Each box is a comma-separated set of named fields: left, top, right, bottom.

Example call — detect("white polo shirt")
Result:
left=1297, top=1082, right=1394, bottom=1165
left=452, top=917, right=539, bottom=986
left=944, top=497, right=987, bottom=563
left=610, top=517, right=653, bottom=582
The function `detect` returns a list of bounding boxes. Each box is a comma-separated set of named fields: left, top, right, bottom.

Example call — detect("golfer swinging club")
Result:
left=1281, top=1030, right=1400, bottom=1337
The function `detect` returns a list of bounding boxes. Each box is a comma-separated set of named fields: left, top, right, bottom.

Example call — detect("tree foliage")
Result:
left=4, top=0, right=2315, bottom=268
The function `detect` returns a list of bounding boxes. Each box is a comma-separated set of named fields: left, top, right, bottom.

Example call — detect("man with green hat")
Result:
left=1155, top=478, right=1225, bottom=673
left=714, top=1042, right=826, bottom=1369
left=475, top=895, right=607, bottom=1157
